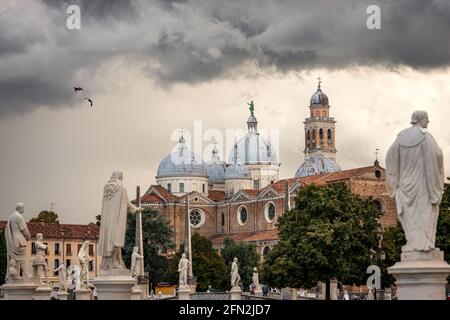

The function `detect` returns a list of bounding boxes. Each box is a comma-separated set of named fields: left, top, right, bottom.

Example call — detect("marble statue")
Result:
left=67, top=265, right=81, bottom=290
left=31, top=233, right=50, bottom=286
left=98, top=171, right=141, bottom=271
left=386, top=111, right=444, bottom=252
left=178, top=253, right=190, bottom=288
left=8, top=259, right=19, bottom=281
left=252, top=267, right=261, bottom=292
left=131, top=246, right=144, bottom=278
left=53, top=260, right=67, bottom=291
left=247, top=100, right=254, bottom=114
left=230, top=257, right=241, bottom=288
left=78, top=240, right=92, bottom=288
left=4, top=202, right=31, bottom=281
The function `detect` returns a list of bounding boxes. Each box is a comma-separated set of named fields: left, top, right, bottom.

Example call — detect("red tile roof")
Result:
left=210, top=229, right=279, bottom=246
left=241, top=189, right=262, bottom=198
left=0, top=221, right=99, bottom=240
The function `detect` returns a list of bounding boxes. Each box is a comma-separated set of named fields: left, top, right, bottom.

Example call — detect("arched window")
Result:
left=327, top=129, right=332, bottom=140
left=263, top=246, right=272, bottom=256
left=306, top=130, right=310, bottom=142
left=319, top=128, right=324, bottom=140
left=373, top=199, right=385, bottom=213
left=312, top=129, right=316, bottom=145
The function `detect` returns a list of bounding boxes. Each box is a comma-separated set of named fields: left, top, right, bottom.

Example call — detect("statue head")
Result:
left=253, top=267, right=257, bottom=272
left=36, top=233, right=43, bottom=241
left=410, top=110, right=429, bottom=129
left=82, top=240, right=90, bottom=249
left=111, top=171, right=123, bottom=181
left=133, top=246, right=139, bottom=253
left=233, top=257, right=238, bottom=262
left=15, top=202, right=25, bottom=214
left=181, top=253, right=186, bottom=259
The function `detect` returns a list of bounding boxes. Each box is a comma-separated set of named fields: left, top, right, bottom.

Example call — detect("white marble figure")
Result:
left=8, top=259, right=19, bottom=281
left=178, top=253, right=190, bottom=288
left=230, top=257, right=241, bottom=288
left=78, top=240, right=92, bottom=288
left=131, top=246, right=144, bottom=278
left=31, top=233, right=50, bottom=286
left=4, top=202, right=31, bottom=281
left=53, top=260, right=67, bottom=291
left=252, top=267, right=261, bottom=292
left=386, top=111, right=444, bottom=252
left=67, top=265, right=81, bottom=290
left=98, top=171, right=141, bottom=271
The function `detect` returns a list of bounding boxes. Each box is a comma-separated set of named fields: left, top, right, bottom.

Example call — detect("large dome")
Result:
left=310, top=80, right=329, bottom=105
left=228, top=133, right=278, bottom=165
left=206, top=145, right=226, bottom=184
left=156, top=136, right=208, bottom=178
left=295, top=153, right=341, bottom=177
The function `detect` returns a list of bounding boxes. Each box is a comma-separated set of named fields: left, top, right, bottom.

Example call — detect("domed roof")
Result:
left=157, top=136, right=208, bottom=178
left=295, top=153, right=341, bottom=177
left=225, top=144, right=252, bottom=180
left=206, top=145, right=226, bottom=184
left=225, top=163, right=251, bottom=180
left=310, top=79, right=329, bottom=105
left=228, top=102, right=278, bottom=165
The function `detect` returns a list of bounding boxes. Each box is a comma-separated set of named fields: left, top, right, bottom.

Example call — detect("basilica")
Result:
left=140, top=80, right=397, bottom=256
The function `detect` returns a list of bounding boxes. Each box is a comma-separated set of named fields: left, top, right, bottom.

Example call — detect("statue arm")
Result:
left=123, top=188, right=140, bottom=213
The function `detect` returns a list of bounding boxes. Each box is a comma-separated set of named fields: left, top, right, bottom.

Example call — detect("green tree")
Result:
left=261, top=182, right=381, bottom=300
left=122, top=209, right=174, bottom=290
left=167, top=234, right=228, bottom=292
left=0, top=230, right=6, bottom=285
left=220, top=238, right=260, bottom=290
left=29, top=210, right=59, bottom=223
left=380, top=225, right=405, bottom=287
left=436, top=178, right=450, bottom=263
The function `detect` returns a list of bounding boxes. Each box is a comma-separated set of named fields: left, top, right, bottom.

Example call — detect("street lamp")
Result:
left=380, top=251, right=386, bottom=261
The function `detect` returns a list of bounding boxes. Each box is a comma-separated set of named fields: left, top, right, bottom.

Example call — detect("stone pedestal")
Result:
left=57, top=291, right=69, bottom=300
left=281, top=287, right=297, bottom=300
left=330, top=279, right=338, bottom=300
left=388, top=249, right=450, bottom=300
left=1, top=279, right=37, bottom=300
left=91, top=269, right=137, bottom=300
left=178, top=286, right=191, bottom=300
left=230, top=286, right=242, bottom=300
left=34, top=286, right=52, bottom=300
left=131, top=285, right=143, bottom=300
left=75, top=288, right=92, bottom=300
left=187, top=276, right=197, bottom=293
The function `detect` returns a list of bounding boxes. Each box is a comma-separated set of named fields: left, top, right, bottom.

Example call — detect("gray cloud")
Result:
left=1, top=0, right=450, bottom=115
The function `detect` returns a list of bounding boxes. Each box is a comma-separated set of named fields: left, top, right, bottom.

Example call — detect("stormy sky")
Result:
left=1, top=0, right=450, bottom=224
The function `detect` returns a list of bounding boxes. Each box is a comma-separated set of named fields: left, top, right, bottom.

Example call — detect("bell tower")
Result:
left=304, top=78, right=337, bottom=160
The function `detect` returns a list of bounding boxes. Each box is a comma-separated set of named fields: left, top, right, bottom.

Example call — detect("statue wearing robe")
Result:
left=5, top=203, right=31, bottom=280
left=178, top=253, right=189, bottom=287
left=230, top=257, right=240, bottom=288
left=78, top=240, right=91, bottom=287
left=386, top=111, right=444, bottom=252
left=98, top=171, right=141, bottom=270
left=252, top=267, right=261, bottom=292
left=131, top=246, right=144, bottom=278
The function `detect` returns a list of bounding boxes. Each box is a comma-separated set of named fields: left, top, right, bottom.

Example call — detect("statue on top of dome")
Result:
left=247, top=100, right=254, bottom=115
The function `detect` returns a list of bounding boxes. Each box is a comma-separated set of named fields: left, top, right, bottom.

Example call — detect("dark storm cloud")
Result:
left=1, top=0, right=450, bottom=115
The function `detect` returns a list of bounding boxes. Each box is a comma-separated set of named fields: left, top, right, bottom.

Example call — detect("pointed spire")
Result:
left=211, top=138, right=219, bottom=161
left=233, top=141, right=238, bottom=164
left=317, top=76, right=322, bottom=90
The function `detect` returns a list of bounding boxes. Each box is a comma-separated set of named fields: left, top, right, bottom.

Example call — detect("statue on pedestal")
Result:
left=4, top=203, right=31, bottom=282
left=98, top=171, right=141, bottom=271
left=78, top=240, right=92, bottom=288
left=131, top=246, right=144, bottom=278
left=31, top=233, right=50, bottom=286
left=230, top=257, right=240, bottom=288
left=178, top=253, right=190, bottom=288
left=386, top=111, right=444, bottom=252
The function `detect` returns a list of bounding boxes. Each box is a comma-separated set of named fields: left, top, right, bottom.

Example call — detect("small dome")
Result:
left=295, top=153, right=341, bottom=177
left=310, top=88, right=329, bottom=105
left=157, top=136, right=208, bottom=178
left=225, top=163, right=251, bottom=180
left=206, top=145, right=226, bottom=184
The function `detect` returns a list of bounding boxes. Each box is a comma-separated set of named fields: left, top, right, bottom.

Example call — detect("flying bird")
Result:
left=73, top=86, right=83, bottom=92
left=85, top=98, right=93, bottom=107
